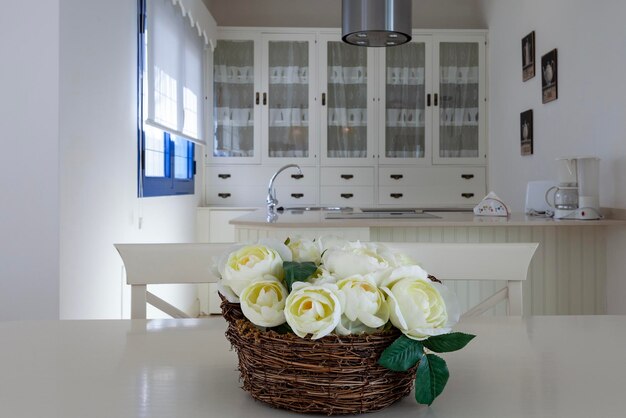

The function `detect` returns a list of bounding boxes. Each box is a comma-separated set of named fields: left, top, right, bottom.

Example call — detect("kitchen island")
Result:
left=229, top=208, right=626, bottom=316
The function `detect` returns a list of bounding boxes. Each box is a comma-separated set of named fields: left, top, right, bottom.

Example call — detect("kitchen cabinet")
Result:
left=206, top=28, right=487, bottom=208
left=210, top=30, right=317, bottom=166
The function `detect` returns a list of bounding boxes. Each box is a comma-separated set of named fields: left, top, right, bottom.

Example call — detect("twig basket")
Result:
left=221, top=297, right=416, bottom=415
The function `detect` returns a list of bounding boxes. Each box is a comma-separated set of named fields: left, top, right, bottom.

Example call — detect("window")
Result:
left=137, top=0, right=206, bottom=197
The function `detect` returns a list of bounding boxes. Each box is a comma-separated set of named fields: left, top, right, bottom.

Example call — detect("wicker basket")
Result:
left=221, top=297, right=416, bottom=415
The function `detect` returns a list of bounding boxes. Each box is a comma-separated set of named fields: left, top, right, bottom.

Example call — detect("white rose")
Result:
left=334, top=274, right=389, bottom=335
left=381, top=265, right=460, bottom=341
left=309, top=267, right=338, bottom=286
left=315, top=235, right=349, bottom=253
left=287, top=237, right=321, bottom=263
left=240, top=276, right=288, bottom=327
left=321, top=241, right=396, bottom=280
left=221, top=244, right=285, bottom=297
left=284, top=282, right=342, bottom=339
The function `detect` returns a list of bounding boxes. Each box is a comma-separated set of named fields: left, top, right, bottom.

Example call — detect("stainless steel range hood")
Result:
left=342, top=0, right=412, bottom=47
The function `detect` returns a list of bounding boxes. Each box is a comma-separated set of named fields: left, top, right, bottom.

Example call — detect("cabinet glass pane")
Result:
left=327, top=42, right=367, bottom=158
left=268, top=41, right=309, bottom=158
left=213, top=40, right=254, bottom=157
left=439, top=42, right=479, bottom=158
left=385, top=42, right=426, bottom=158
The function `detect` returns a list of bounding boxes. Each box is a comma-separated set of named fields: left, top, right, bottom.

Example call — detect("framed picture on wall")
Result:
left=542, top=49, right=558, bottom=103
left=520, top=109, right=533, bottom=155
left=522, top=31, right=535, bottom=81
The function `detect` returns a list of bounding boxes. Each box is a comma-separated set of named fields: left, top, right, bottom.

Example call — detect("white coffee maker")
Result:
left=545, top=156, right=602, bottom=220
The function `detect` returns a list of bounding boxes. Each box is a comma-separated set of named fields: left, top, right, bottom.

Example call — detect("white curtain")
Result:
left=385, top=42, right=426, bottom=158
left=146, top=0, right=205, bottom=145
left=327, top=42, right=368, bottom=158
left=438, top=42, right=479, bottom=158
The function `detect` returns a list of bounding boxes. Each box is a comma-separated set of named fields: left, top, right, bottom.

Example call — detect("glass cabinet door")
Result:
left=319, top=34, right=375, bottom=166
left=433, top=35, right=486, bottom=164
left=212, top=37, right=260, bottom=163
left=262, top=33, right=316, bottom=164
left=379, top=36, right=432, bottom=164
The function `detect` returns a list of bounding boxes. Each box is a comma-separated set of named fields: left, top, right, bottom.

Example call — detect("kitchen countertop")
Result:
left=230, top=208, right=626, bottom=228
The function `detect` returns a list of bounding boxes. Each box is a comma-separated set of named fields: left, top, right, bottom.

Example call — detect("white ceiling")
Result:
left=202, top=0, right=487, bottom=29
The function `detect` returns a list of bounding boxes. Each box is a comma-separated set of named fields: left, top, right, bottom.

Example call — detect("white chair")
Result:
left=116, top=241, right=538, bottom=319
left=115, top=243, right=232, bottom=319
left=384, top=242, right=539, bottom=317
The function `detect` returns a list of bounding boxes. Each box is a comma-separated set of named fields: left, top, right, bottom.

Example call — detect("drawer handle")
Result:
left=462, top=193, right=475, bottom=199
left=390, top=174, right=404, bottom=180
left=217, top=174, right=231, bottom=179
left=218, top=193, right=231, bottom=199
left=340, top=174, right=354, bottom=180
left=291, top=174, right=304, bottom=180
left=340, top=193, right=354, bottom=199
left=291, top=193, right=304, bottom=199
left=390, top=193, right=403, bottom=199
left=461, top=174, right=475, bottom=180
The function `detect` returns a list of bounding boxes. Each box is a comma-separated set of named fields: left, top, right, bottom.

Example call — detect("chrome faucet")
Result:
left=266, top=164, right=302, bottom=212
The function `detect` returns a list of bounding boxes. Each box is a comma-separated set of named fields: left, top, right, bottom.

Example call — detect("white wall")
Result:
left=481, top=0, right=626, bottom=313
left=59, top=0, right=214, bottom=319
left=205, top=0, right=486, bottom=29
left=0, top=0, right=61, bottom=320
left=0, top=0, right=215, bottom=320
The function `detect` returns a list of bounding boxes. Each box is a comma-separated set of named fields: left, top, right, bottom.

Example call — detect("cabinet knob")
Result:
left=390, top=174, right=404, bottom=180
left=390, top=193, right=403, bottom=199
left=255, top=92, right=259, bottom=105
left=321, top=92, right=326, bottom=106
left=291, top=193, right=304, bottom=199
left=340, top=174, right=354, bottom=180
left=461, top=174, right=475, bottom=180
left=217, top=174, right=231, bottom=179
left=462, top=193, right=475, bottom=199
left=291, top=174, right=304, bottom=180
left=218, top=193, right=231, bottom=199
left=340, top=193, right=354, bottom=199
left=263, top=92, right=267, bottom=105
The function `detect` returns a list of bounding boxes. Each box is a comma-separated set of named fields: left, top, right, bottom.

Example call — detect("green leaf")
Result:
left=283, top=261, right=318, bottom=292
left=378, top=335, right=424, bottom=372
left=423, top=332, right=476, bottom=353
left=270, top=322, right=293, bottom=334
left=284, top=237, right=291, bottom=246
left=415, top=353, right=449, bottom=406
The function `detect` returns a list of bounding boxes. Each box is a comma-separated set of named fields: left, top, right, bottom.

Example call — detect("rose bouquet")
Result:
left=217, top=237, right=475, bottom=409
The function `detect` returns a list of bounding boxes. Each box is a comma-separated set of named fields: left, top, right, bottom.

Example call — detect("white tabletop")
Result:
left=1, top=316, right=625, bottom=418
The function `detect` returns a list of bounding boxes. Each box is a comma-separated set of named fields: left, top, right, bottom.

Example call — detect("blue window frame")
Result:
left=137, top=0, right=195, bottom=197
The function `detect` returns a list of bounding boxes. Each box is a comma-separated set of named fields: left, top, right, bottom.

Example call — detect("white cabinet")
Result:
left=378, top=166, right=486, bottom=206
left=196, top=207, right=257, bottom=243
left=377, top=33, right=486, bottom=165
left=210, top=30, right=318, bottom=166
left=206, top=28, right=488, bottom=208
left=318, top=33, right=377, bottom=166
left=432, top=34, right=486, bottom=164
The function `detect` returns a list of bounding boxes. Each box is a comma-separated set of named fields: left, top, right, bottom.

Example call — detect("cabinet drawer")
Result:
left=276, top=186, right=319, bottom=206
left=379, top=166, right=486, bottom=187
left=205, top=186, right=265, bottom=206
left=320, top=186, right=374, bottom=206
left=320, top=167, right=374, bottom=186
left=271, top=166, right=318, bottom=187
left=207, top=165, right=317, bottom=186
left=379, top=184, right=485, bottom=206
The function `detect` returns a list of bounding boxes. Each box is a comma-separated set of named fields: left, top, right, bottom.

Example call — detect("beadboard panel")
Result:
left=236, top=227, right=370, bottom=242
left=370, top=225, right=607, bottom=316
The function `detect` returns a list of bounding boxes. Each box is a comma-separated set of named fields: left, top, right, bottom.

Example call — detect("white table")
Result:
left=1, top=316, right=625, bottom=418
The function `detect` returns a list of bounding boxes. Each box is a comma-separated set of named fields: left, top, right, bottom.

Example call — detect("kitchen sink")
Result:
left=325, top=211, right=441, bottom=219
left=277, top=206, right=353, bottom=212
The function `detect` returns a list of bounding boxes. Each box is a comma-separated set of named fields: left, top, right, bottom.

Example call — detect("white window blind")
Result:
left=146, top=0, right=205, bottom=145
